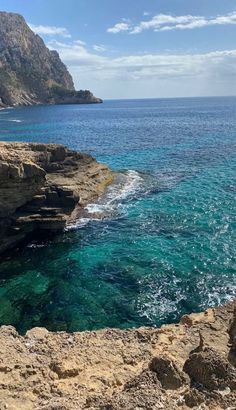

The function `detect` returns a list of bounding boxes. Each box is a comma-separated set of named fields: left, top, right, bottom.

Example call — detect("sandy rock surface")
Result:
left=0, top=301, right=236, bottom=409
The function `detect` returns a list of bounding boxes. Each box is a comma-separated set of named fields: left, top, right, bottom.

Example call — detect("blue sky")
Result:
left=1, top=0, right=236, bottom=99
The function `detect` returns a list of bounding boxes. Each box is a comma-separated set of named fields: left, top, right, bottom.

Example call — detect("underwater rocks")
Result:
left=0, top=301, right=236, bottom=409
left=0, top=142, right=113, bottom=254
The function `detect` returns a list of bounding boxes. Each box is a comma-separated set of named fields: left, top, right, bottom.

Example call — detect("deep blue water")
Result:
left=0, top=97, right=235, bottom=334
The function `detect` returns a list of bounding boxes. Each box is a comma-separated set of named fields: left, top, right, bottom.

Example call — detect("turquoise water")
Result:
left=0, top=97, right=235, bottom=334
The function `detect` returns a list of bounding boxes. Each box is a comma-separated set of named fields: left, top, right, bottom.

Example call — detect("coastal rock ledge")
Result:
left=0, top=142, right=113, bottom=254
left=0, top=301, right=236, bottom=409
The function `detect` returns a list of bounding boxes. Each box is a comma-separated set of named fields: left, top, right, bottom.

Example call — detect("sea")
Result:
left=0, top=97, right=235, bottom=334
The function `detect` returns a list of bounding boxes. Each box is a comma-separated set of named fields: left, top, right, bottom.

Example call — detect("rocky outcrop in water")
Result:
left=0, top=12, right=102, bottom=107
left=0, top=301, right=236, bottom=409
left=0, top=142, right=113, bottom=254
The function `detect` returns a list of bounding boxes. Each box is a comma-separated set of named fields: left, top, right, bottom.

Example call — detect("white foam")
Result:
left=68, top=218, right=90, bottom=229
left=105, top=170, right=143, bottom=204
left=85, top=170, right=143, bottom=215
left=67, top=170, right=143, bottom=230
left=8, top=119, right=22, bottom=123
left=86, top=204, right=105, bottom=214
left=27, top=243, right=46, bottom=249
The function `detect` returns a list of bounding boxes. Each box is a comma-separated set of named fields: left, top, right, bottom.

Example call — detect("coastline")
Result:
left=0, top=112, right=235, bottom=409
left=0, top=6, right=235, bottom=410
left=0, top=142, right=113, bottom=255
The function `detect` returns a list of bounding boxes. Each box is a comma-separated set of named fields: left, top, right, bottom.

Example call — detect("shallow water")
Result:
left=0, top=97, right=235, bottom=334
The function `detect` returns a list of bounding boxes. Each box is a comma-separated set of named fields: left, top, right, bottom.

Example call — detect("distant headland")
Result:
left=0, top=11, right=102, bottom=107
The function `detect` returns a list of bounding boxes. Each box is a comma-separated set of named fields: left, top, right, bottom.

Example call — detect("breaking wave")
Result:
left=67, top=170, right=143, bottom=229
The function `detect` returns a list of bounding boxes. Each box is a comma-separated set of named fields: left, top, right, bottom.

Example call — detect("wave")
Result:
left=67, top=170, right=143, bottom=230
left=66, top=168, right=188, bottom=231
left=8, top=119, right=22, bottom=123
left=87, top=170, right=143, bottom=210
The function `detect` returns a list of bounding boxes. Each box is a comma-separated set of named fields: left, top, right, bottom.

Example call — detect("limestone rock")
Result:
left=0, top=301, right=236, bottom=409
left=0, top=142, right=112, bottom=254
left=26, top=327, right=49, bottom=340
left=149, top=355, right=185, bottom=389
left=0, top=12, right=102, bottom=107
left=184, top=347, right=236, bottom=390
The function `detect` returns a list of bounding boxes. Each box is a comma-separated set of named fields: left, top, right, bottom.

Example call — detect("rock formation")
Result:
left=0, top=12, right=102, bottom=107
left=0, top=142, right=113, bottom=254
left=0, top=301, right=236, bottom=409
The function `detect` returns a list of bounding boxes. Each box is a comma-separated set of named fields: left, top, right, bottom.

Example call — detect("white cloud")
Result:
left=93, top=44, right=106, bottom=52
left=74, top=39, right=86, bottom=46
left=47, top=40, right=106, bottom=66
left=107, top=11, right=236, bottom=35
left=49, top=41, right=236, bottom=92
left=107, top=22, right=131, bottom=34
left=29, top=23, right=71, bottom=38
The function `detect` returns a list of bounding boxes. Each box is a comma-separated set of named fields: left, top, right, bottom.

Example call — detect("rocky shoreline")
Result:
left=0, top=142, right=113, bottom=255
left=1, top=143, right=236, bottom=409
left=0, top=301, right=236, bottom=409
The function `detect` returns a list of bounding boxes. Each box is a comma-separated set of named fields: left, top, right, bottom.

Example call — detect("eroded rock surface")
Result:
left=0, top=301, right=236, bottom=409
left=0, top=142, right=113, bottom=254
left=184, top=347, right=236, bottom=391
left=0, top=12, right=102, bottom=107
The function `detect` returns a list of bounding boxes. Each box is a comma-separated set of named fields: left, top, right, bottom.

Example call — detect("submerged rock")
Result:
left=0, top=142, right=113, bottom=254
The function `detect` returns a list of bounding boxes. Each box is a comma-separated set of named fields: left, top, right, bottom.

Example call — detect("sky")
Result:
left=1, top=0, right=236, bottom=99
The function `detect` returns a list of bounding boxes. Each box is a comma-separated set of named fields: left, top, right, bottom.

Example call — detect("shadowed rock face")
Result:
left=0, top=12, right=102, bottom=107
left=149, top=355, right=186, bottom=389
left=184, top=348, right=236, bottom=390
left=0, top=142, right=113, bottom=254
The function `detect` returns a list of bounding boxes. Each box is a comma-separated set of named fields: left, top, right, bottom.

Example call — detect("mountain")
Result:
left=0, top=12, right=102, bottom=107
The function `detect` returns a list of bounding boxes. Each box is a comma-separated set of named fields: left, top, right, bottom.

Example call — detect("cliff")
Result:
left=0, top=301, right=236, bottom=409
left=0, top=12, right=102, bottom=107
left=0, top=142, right=113, bottom=254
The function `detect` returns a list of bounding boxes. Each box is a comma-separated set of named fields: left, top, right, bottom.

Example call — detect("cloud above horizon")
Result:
left=47, top=39, right=236, bottom=98
left=29, top=23, right=71, bottom=38
left=48, top=39, right=236, bottom=78
left=107, top=11, right=236, bottom=34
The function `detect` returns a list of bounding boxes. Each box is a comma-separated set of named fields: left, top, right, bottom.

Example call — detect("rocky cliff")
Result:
left=0, top=301, right=236, bottom=409
left=0, top=142, right=113, bottom=254
left=0, top=12, right=102, bottom=107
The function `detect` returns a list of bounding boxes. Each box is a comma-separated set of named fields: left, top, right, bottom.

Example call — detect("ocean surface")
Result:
left=0, top=97, right=235, bottom=334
